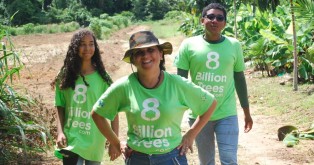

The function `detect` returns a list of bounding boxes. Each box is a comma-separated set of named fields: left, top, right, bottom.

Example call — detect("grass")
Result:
left=142, top=19, right=184, bottom=39
left=247, top=71, right=314, bottom=130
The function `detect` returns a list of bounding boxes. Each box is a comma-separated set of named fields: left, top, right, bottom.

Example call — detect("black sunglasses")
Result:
left=204, top=14, right=225, bottom=22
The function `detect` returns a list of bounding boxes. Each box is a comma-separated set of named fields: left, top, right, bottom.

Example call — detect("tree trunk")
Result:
left=233, top=0, right=237, bottom=39
left=290, top=0, right=298, bottom=91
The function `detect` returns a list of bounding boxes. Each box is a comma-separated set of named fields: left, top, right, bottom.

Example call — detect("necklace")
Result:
left=137, top=71, right=162, bottom=89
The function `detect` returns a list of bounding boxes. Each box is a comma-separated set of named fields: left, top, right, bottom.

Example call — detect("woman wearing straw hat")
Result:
left=91, top=31, right=217, bottom=165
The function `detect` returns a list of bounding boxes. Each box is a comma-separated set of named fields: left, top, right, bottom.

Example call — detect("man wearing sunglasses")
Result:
left=174, top=3, right=253, bottom=165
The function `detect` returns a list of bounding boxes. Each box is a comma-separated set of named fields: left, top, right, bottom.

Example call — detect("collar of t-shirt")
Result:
left=203, top=35, right=225, bottom=44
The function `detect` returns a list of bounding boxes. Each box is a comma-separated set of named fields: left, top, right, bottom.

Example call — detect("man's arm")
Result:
left=234, top=71, right=249, bottom=108
left=234, top=71, right=253, bottom=133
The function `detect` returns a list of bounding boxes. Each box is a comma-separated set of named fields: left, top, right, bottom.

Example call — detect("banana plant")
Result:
left=278, top=123, right=314, bottom=147
left=234, top=2, right=313, bottom=82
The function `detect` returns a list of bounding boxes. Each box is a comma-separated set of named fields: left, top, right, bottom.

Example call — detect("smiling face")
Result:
left=131, top=46, right=162, bottom=72
left=201, top=9, right=226, bottom=38
left=78, top=34, right=95, bottom=61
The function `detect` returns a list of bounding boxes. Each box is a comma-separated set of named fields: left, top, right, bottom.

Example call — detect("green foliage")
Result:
left=293, top=0, right=314, bottom=25
left=89, top=18, right=103, bottom=39
left=164, top=10, right=187, bottom=20
left=33, top=25, right=46, bottom=33
left=178, top=12, right=203, bottom=37
left=306, top=44, right=314, bottom=63
left=7, top=22, right=80, bottom=35
left=6, top=0, right=41, bottom=25
left=146, top=19, right=183, bottom=39
left=132, top=0, right=149, bottom=20
left=279, top=124, right=314, bottom=147
left=100, top=13, right=110, bottom=20
left=239, top=3, right=312, bottom=80
left=111, top=15, right=129, bottom=29
left=120, top=11, right=135, bottom=22
left=0, top=0, right=186, bottom=26
left=131, top=0, right=177, bottom=20
left=60, top=22, right=79, bottom=32
left=47, top=1, right=93, bottom=26
left=146, top=0, right=171, bottom=20
left=0, top=25, right=52, bottom=164
left=22, top=23, right=35, bottom=34
left=89, top=13, right=133, bottom=39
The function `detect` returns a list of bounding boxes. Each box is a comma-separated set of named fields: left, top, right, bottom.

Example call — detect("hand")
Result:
left=244, top=114, right=253, bottom=133
left=120, top=141, right=132, bottom=160
left=177, top=131, right=194, bottom=155
left=56, top=132, right=67, bottom=148
left=108, top=142, right=121, bottom=161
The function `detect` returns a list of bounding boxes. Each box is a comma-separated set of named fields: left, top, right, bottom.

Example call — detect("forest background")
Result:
left=1, top=0, right=313, bottom=164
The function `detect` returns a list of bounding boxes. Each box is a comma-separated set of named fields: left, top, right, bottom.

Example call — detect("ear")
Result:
left=160, top=53, right=164, bottom=60
left=201, top=17, right=205, bottom=25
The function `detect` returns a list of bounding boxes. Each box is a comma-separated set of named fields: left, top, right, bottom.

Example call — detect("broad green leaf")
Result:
left=259, top=29, right=288, bottom=45
left=299, top=133, right=314, bottom=140
left=298, top=64, right=308, bottom=80
left=283, top=133, right=299, bottom=147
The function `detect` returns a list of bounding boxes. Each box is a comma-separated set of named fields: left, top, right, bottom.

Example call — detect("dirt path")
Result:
left=10, top=26, right=313, bottom=165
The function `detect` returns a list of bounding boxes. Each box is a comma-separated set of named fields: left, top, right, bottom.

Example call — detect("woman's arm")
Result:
left=111, top=115, right=119, bottom=137
left=91, top=110, right=121, bottom=160
left=56, top=106, right=67, bottom=148
left=178, top=100, right=217, bottom=155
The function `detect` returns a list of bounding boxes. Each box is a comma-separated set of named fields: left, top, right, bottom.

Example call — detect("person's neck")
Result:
left=137, top=70, right=162, bottom=89
left=204, top=33, right=222, bottom=42
left=81, top=61, right=95, bottom=75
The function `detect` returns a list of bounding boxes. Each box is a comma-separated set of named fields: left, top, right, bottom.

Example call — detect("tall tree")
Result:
left=6, top=0, right=41, bottom=25
left=132, top=0, right=149, bottom=20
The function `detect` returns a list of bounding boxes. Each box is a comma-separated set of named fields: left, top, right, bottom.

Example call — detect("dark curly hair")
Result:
left=51, top=29, right=113, bottom=90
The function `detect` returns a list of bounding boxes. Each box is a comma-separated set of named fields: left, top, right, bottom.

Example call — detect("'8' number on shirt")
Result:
left=73, top=84, right=87, bottom=104
left=206, top=52, right=219, bottom=69
left=141, top=98, right=160, bottom=121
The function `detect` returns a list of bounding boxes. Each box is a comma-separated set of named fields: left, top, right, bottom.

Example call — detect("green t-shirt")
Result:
left=55, top=72, right=110, bottom=162
left=174, top=35, right=245, bottom=120
left=93, top=71, right=215, bottom=154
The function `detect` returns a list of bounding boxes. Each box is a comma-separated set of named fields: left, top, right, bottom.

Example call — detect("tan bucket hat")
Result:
left=122, top=31, right=173, bottom=63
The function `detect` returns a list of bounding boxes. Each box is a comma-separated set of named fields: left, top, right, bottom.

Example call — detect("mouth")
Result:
left=142, top=60, right=152, bottom=64
left=210, top=24, right=218, bottom=28
left=82, top=53, right=92, bottom=56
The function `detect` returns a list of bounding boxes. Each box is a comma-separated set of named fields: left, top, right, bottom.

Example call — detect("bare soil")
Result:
left=10, top=25, right=314, bottom=165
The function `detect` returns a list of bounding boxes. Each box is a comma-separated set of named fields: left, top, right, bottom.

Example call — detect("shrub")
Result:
left=22, top=23, right=35, bottom=34
left=89, top=18, right=102, bottom=39
left=0, top=26, right=52, bottom=164
left=34, top=25, right=45, bottom=33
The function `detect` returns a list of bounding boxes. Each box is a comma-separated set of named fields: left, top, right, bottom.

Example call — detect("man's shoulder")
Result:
left=180, top=35, right=203, bottom=47
left=224, top=36, right=240, bottom=43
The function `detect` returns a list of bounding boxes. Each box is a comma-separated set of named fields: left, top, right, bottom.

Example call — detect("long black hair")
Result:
left=51, top=29, right=112, bottom=90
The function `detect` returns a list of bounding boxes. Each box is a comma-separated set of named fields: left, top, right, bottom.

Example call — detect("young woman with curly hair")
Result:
left=51, top=29, right=119, bottom=165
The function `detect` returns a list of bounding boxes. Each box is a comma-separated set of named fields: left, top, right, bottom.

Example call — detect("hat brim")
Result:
left=122, top=42, right=173, bottom=63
